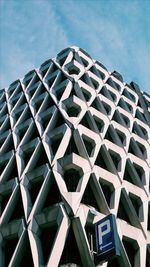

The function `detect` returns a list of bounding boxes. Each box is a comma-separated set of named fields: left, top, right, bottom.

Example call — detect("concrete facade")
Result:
left=0, top=46, right=150, bottom=267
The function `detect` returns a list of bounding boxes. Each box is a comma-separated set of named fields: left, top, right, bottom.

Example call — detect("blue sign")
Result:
left=95, top=214, right=120, bottom=260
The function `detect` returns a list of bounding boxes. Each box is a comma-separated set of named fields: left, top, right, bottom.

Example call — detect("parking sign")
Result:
left=95, top=214, right=120, bottom=260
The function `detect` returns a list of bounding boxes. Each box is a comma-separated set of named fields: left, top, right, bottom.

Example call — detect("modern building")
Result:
left=0, top=46, right=150, bottom=267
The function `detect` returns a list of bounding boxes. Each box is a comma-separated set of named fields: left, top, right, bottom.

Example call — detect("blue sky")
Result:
left=0, top=0, right=150, bottom=94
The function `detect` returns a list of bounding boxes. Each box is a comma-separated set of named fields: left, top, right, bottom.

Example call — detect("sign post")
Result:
left=95, top=214, right=120, bottom=262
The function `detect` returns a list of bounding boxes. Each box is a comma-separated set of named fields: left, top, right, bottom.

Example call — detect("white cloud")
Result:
left=0, top=0, right=150, bottom=93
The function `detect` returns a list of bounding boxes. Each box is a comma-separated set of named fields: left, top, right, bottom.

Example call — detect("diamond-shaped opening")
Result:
left=102, top=101, right=112, bottom=115
left=44, top=61, right=58, bottom=76
left=53, top=83, right=67, bottom=101
left=93, top=64, right=106, bottom=80
left=18, top=123, right=30, bottom=142
left=129, top=138, right=147, bottom=160
left=132, top=122, right=148, bottom=140
left=27, top=124, right=40, bottom=142
left=107, top=89, right=117, bottom=102
left=64, top=135, right=79, bottom=156
left=102, top=101, right=111, bottom=115
left=116, top=129, right=126, bottom=146
left=91, top=97, right=102, bottom=111
left=26, top=81, right=41, bottom=99
left=18, top=234, right=34, bottom=267
left=100, top=86, right=117, bottom=102
left=118, top=98, right=133, bottom=114
left=93, top=115, right=104, bottom=133
left=13, top=106, right=24, bottom=122
left=28, top=171, right=62, bottom=212
left=31, top=73, right=41, bottom=85
left=23, top=74, right=34, bottom=88
left=135, top=109, right=147, bottom=124
left=56, top=48, right=70, bottom=66
left=54, top=112, right=66, bottom=129
left=143, top=96, right=150, bottom=108
left=22, top=146, right=35, bottom=167
left=50, top=133, right=63, bottom=156
left=33, top=94, right=46, bottom=113
left=40, top=112, right=53, bottom=132
left=0, top=158, right=9, bottom=176
left=122, top=88, right=136, bottom=103
left=129, top=193, right=142, bottom=218
left=105, top=126, right=114, bottom=143
left=128, top=138, right=137, bottom=155
left=46, top=72, right=57, bottom=88
left=80, top=56, right=89, bottom=67
left=81, top=86, right=91, bottom=102
left=0, top=190, right=11, bottom=215
left=106, top=77, right=121, bottom=91
left=66, top=103, right=81, bottom=117
left=105, top=125, right=126, bottom=147
left=106, top=126, right=126, bottom=148
left=17, top=94, right=26, bottom=107
left=56, top=72, right=68, bottom=85
left=5, top=158, right=18, bottom=182
left=80, top=113, right=95, bottom=131
left=67, top=65, right=80, bottom=75
left=95, top=146, right=115, bottom=174
left=11, top=85, right=22, bottom=98
left=43, top=175, right=62, bottom=209
left=136, top=140, right=147, bottom=159
left=133, top=163, right=145, bottom=184
left=10, top=93, right=21, bottom=107
left=34, top=84, right=46, bottom=99
left=90, top=77, right=99, bottom=90
left=0, top=90, right=5, bottom=99
left=4, top=235, right=18, bottom=266
left=59, top=226, right=82, bottom=266
left=29, top=146, right=49, bottom=173
left=81, top=176, right=100, bottom=211
left=42, top=94, right=54, bottom=110
left=14, top=106, right=32, bottom=125
left=82, top=134, right=95, bottom=157
left=39, top=59, right=51, bottom=77
left=63, top=166, right=82, bottom=192
left=100, top=181, right=114, bottom=208
left=123, top=160, right=140, bottom=186
left=7, top=81, right=19, bottom=97
left=39, top=224, right=58, bottom=265
left=80, top=73, right=90, bottom=86
left=9, top=190, right=25, bottom=222
left=0, top=104, right=8, bottom=117
left=122, top=237, right=138, bottom=267
left=29, top=176, right=44, bottom=206
left=112, top=110, right=130, bottom=128
left=1, top=117, right=11, bottom=132
left=108, top=149, right=121, bottom=172
left=0, top=115, right=7, bottom=127
left=117, top=191, right=132, bottom=225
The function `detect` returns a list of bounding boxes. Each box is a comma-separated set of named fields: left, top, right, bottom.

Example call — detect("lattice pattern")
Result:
left=0, top=46, right=150, bottom=267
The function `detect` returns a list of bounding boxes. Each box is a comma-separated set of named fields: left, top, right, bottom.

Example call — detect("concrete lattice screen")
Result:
left=0, top=46, right=150, bottom=267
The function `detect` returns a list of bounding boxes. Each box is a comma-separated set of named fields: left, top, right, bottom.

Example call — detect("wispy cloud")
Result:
left=0, top=0, right=150, bottom=93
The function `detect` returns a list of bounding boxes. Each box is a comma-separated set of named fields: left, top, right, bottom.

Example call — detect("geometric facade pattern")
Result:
left=0, top=46, right=150, bottom=267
